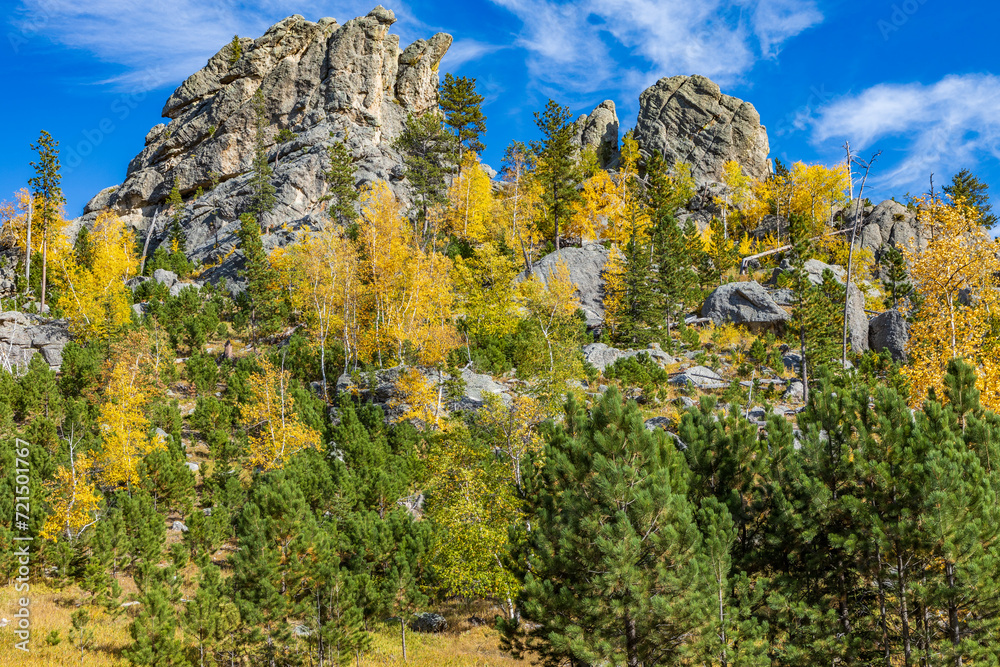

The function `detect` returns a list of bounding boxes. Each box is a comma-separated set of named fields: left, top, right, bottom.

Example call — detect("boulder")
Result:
left=152, top=269, right=178, bottom=288
left=185, top=462, right=200, bottom=473
left=169, top=281, right=201, bottom=297
left=0, top=313, right=72, bottom=372
left=410, top=612, right=447, bottom=633
left=520, top=244, right=609, bottom=327
left=583, top=343, right=676, bottom=372
left=171, top=521, right=189, bottom=532
left=701, top=281, right=789, bottom=331
left=869, top=309, right=909, bottom=362
left=671, top=365, right=727, bottom=390
left=634, top=75, right=770, bottom=185
left=455, top=367, right=511, bottom=409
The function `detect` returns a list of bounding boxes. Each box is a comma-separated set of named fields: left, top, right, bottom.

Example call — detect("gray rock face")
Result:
left=869, top=309, right=909, bottom=362
left=701, top=281, right=790, bottom=331
left=671, top=365, right=727, bottom=389
left=0, top=312, right=72, bottom=372
left=634, top=75, right=770, bottom=185
left=521, top=244, right=609, bottom=327
left=575, top=100, right=620, bottom=168
left=71, top=7, right=451, bottom=286
left=582, top=343, right=676, bottom=372
left=152, top=269, right=178, bottom=287
left=847, top=199, right=929, bottom=260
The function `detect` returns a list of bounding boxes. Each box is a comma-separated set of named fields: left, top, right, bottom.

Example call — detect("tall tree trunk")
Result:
left=946, top=560, right=962, bottom=666
left=40, top=227, right=47, bottom=311
left=24, top=193, right=31, bottom=291
left=624, top=612, right=639, bottom=667
left=876, top=546, right=891, bottom=666
left=898, top=553, right=912, bottom=667
left=401, top=617, right=407, bottom=662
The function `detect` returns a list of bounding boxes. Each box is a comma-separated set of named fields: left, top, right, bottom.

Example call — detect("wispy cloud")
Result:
left=808, top=74, right=1000, bottom=189
left=9, top=0, right=423, bottom=92
left=489, top=0, right=821, bottom=96
left=440, top=39, right=505, bottom=71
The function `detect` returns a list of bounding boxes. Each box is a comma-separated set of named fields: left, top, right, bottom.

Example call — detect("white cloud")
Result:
left=9, top=0, right=423, bottom=91
left=440, top=39, right=506, bottom=71
left=809, top=74, right=1000, bottom=189
left=489, top=0, right=821, bottom=95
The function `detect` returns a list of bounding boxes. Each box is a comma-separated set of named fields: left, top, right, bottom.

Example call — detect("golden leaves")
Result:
left=96, top=330, right=163, bottom=489
left=903, top=198, right=1000, bottom=409
left=242, top=357, right=321, bottom=471
left=41, top=451, right=101, bottom=542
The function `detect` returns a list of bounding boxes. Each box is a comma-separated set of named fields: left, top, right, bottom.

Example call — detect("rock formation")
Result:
left=0, top=311, right=72, bottom=371
left=72, top=7, right=451, bottom=285
left=518, top=244, right=609, bottom=328
left=574, top=100, right=620, bottom=168
left=633, top=75, right=770, bottom=185
left=701, top=281, right=790, bottom=332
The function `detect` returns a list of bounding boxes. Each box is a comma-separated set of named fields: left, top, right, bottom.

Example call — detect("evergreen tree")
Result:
left=184, top=563, right=238, bottom=667
left=880, top=245, right=914, bottom=310
left=531, top=99, right=582, bottom=251
left=439, top=73, right=487, bottom=160
left=648, top=153, right=698, bottom=343
left=29, top=129, right=65, bottom=311
left=324, top=136, right=358, bottom=225
left=248, top=88, right=277, bottom=224
left=944, top=168, right=996, bottom=228
left=126, top=568, right=189, bottom=666
left=228, top=35, right=242, bottom=65
left=505, top=388, right=709, bottom=667
left=394, top=112, right=455, bottom=235
left=73, top=226, right=94, bottom=269
left=236, top=213, right=283, bottom=344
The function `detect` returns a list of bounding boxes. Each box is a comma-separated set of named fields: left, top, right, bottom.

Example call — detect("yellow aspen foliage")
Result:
left=56, top=211, right=138, bottom=341
left=452, top=242, right=520, bottom=338
left=393, top=367, right=446, bottom=430
left=0, top=188, right=70, bottom=258
left=41, top=451, right=101, bottom=541
left=497, top=146, right=544, bottom=269
left=904, top=198, right=1000, bottom=409
left=518, top=259, right=585, bottom=406
left=602, top=244, right=628, bottom=339
left=789, top=161, right=849, bottom=232
left=401, top=249, right=460, bottom=367
left=96, top=331, right=163, bottom=489
left=446, top=152, right=495, bottom=242
left=479, top=392, right=544, bottom=494
left=574, top=133, right=650, bottom=245
left=242, top=357, right=321, bottom=471
left=426, top=428, right=521, bottom=606
left=575, top=170, right=618, bottom=241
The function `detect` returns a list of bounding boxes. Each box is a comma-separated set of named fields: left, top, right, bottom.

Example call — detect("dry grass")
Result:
left=0, top=584, right=525, bottom=667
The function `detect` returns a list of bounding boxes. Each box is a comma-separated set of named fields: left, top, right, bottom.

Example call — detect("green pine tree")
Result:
left=324, top=136, right=359, bottom=225
left=236, top=213, right=284, bottom=344
left=944, top=168, right=996, bottom=229
left=394, top=112, right=455, bottom=235
left=439, top=73, right=487, bottom=160
left=73, top=226, right=94, bottom=269
left=880, top=246, right=914, bottom=310
left=184, top=563, right=239, bottom=667
left=248, top=89, right=277, bottom=224
left=228, top=35, right=242, bottom=66
left=531, top=100, right=582, bottom=251
left=505, top=388, right=709, bottom=666
left=29, top=129, right=65, bottom=310
left=126, top=568, right=189, bottom=666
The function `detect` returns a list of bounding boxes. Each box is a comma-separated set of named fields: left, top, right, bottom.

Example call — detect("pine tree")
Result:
left=439, top=73, right=487, bottom=160
left=228, top=35, right=242, bottom=66
left=880, top=245, right=914, bottom=310
left=944, top=168, right=996, bottom=229
left=324, top=136, right=358, bottom=225
left=248, top=88, right=276, bottom=225
left=73, top=226, right=94, bottom=269
left=29, top=129, right=65, bottom=311
left=532, top=100, right=581, bottom=251
left=394, top=112, right=455, bottom=235
left=506, top=388, right=709, bottom=666
left=126, top=568, right=188, bottom=666
left=184, top=563, right=238, bottom=667
left=236, top=213, right=283, bottom=344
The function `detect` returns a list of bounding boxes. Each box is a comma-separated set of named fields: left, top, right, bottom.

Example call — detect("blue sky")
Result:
left=1, top=0, right=997, bottom=217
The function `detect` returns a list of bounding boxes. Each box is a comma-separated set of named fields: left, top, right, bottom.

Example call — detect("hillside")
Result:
left=3, top=5, right=1000, bottom=666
